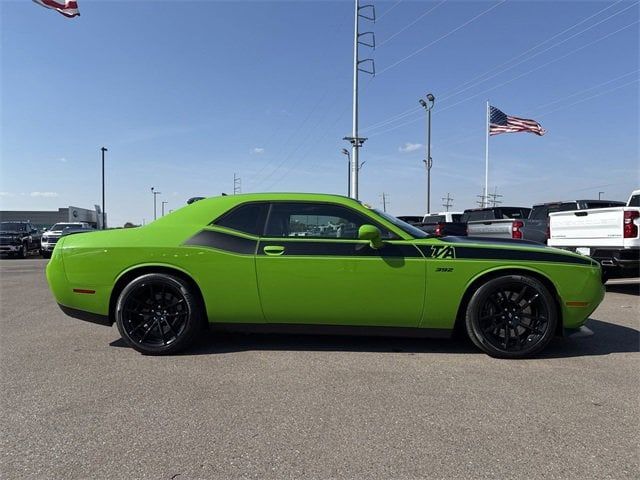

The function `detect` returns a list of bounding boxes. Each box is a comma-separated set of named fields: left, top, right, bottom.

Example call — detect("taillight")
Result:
left=435, top=222, right=444, bottom=236
left=512, top=220, right=524, bottom=239
left=623, top=210, right=639, bottom=238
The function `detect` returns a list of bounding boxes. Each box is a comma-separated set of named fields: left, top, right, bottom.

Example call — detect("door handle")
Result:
left=263, top=245, right=285, bottom=256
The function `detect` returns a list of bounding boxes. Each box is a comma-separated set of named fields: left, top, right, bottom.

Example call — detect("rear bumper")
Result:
left=591, top=248, right=640, bottom=270
left=58, top=304, right=112, bottom=326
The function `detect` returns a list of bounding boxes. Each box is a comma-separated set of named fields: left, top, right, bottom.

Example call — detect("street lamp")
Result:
left=341, top=148, right=351, bottom=197
left=161, top=201, right=168, bottom=216
left=100, top=147, right=107, bottom=229
left=419, top=93, right=435, bottom=214
left=151, top=187, right=161, bottom=220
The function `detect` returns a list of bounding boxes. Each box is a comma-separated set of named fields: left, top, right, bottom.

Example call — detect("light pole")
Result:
left=101, top=147, right=107, bottom=229
left=341, top=148, right=351, bottom=197
left=598, top=191, right=604, bottom=200
left=419, top=93, right=435, bottom=214
left=151, top=187, right=161, bottom=220
left=161, top=201, right=168, bottom=216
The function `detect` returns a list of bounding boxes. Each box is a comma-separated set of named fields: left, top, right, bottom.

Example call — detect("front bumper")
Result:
left=41, top=243, right=56, bottom=252
left=57, top=304, right=112, bottom=326
left=0, top=244, right=21, bottom=253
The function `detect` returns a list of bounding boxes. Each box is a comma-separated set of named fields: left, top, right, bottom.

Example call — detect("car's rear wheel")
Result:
left=465, top=274, right=557, bottom=358
left=41, top=251, right=51, bottom=259
left=115, top=273, right=203, bottom=355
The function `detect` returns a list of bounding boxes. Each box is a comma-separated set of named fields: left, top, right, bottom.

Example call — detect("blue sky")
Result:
left=1, top=0, right=638, bottom=226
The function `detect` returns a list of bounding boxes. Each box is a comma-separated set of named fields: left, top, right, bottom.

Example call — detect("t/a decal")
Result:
left=423, top=245, right=456, bottom=259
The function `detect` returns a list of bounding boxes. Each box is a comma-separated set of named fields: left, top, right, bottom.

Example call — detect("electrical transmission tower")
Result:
left=380, top=192, right=389, bottom=212
left=343, top=0, right=375, bottom=200
left=233, top=173, right=241, bottom=195
left=476, top=189, right=487, bottom=207
left=487, top=187, right=503, bottom=207
left=442, top=193, right=454, bottom=211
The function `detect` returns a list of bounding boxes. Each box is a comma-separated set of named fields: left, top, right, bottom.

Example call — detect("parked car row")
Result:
left=402, top=189, right=639, bottom=278
left=0, top=221, right=93, bottom=259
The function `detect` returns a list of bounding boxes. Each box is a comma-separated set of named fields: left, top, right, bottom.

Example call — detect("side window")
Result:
left=264, top=203, right=395, bottom=239
left=214, top=203, right=269, bottom=236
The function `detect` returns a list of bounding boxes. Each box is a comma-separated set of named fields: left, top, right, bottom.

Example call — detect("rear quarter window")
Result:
left=214, top=203, right=269, bottom=236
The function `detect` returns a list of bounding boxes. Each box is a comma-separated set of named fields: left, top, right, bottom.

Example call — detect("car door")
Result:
left=255, top=202, right=425, bottom=327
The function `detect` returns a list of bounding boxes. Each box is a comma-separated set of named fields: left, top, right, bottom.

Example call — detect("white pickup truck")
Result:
left=548, top=189, right=640, bottom=277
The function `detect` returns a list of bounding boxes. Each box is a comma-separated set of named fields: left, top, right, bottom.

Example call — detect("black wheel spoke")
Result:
left=513, top=286, right=528, bottom=304
left=518, top=293, right=540, bottom=312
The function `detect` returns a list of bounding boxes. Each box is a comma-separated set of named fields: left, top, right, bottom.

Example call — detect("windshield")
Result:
left=629, top=195, right=640, bottom=207
left=51, top=223, right=83, bottom=230
left=0, top=222, right=26, bottom=231
left=372, top=209, right=429, bottom=238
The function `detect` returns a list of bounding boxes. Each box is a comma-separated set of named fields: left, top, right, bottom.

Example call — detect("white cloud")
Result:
left=251, top=147, right=265, bottom=154
left=59, top=157, right=67, bottom=163
left=30, top=192, right=59, bottom=197
left=0, top=192, right=14, bottom=197
left=398, top=142, right=423, bottom=153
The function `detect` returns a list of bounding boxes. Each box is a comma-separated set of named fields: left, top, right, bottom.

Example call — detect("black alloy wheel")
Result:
left=115, top=273, right=203, bottom=355
left=465, top=275, right=557, bottom=358
left=18, top=243, right=27, bottom=259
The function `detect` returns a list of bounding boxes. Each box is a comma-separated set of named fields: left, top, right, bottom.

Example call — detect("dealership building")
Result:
left=0, top=205, right=105, bottom=230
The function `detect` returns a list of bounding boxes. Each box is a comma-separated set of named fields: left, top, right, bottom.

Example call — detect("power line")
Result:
left=377, top=0, right=403, bottom=21
left=362, top=0, right=630, bottom=133
left=377, top=0, right=507, bottom=76
left=367, top=20, right=638, bottom=138
left=437, top=0, right=636, bottom=103
left=378, top=0, right=446, bottom=48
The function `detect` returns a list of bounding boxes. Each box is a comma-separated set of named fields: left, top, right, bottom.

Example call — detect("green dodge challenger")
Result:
left=46, top=193, right=604, bottom=358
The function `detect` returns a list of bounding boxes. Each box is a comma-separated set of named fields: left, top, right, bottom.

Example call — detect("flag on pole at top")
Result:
left=489, top=106, right=546, bottom=136
left=33, top=0, right=80, bottom=18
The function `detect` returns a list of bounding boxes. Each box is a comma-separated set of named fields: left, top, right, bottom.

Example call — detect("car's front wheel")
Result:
left=18, top=243, right=28, bottom=259
left=465, top=274, right=557, bottom=358
left=115, top=273, right=203, bottom=355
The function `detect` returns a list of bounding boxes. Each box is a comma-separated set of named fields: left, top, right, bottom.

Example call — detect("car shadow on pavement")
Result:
left=605, top=283, right=640, bottom=296
left=110, top=332, right=480, bottom=355
left=109, top=318, right=638, bottom=358
left=540, top=319, right=639, bottom=358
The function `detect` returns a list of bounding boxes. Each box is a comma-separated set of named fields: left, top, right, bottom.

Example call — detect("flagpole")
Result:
left=484, top=100, right=489, bottom=207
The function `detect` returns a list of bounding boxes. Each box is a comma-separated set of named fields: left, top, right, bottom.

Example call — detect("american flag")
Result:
left=489, top=106, right=546, bottom=136
left=33, top=0, right=80, bottom=18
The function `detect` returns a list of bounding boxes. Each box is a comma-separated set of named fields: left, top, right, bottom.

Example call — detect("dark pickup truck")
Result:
left=0, top=221, right=42, bottom=258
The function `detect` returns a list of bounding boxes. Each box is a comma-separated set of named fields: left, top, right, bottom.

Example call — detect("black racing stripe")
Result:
left=442, top=235, right=546, bottom=248
left=184, top=230, right=257, bottom=254
left=258, top=240, right=422, bottom=258
left=453, top=246, right=593, bottom=265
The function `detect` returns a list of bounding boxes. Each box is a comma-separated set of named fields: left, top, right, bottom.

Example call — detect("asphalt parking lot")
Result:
left=0, top=259, right=638, bottom=480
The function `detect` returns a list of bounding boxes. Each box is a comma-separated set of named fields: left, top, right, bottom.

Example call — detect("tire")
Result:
left=18, top=243, right=28, bottom=259
left=115, top=273, right=203, bottom=355
left=465, top=274, right=557, bottom=358
left=41, top=251, right=51, bottom=259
